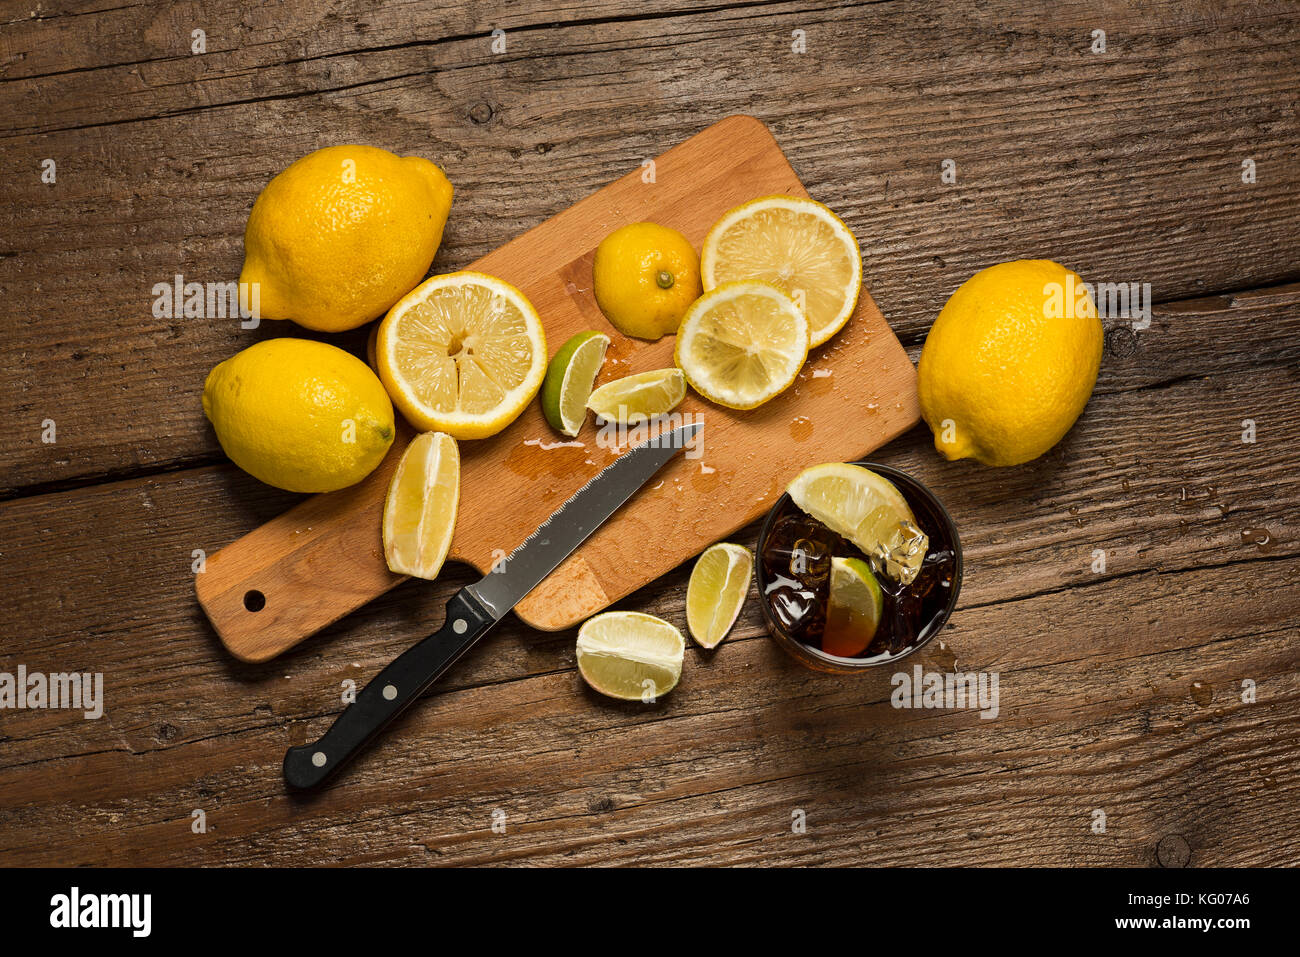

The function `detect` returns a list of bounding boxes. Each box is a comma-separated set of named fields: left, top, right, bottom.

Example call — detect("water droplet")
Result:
left=1241, top=527, right=1274, bottom=551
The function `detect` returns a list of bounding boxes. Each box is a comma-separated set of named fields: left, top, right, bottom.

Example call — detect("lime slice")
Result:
left=674, top=281, right=809, bottom=410
left=823, top=557, right=883, bottom=658
left=382, top=431, right=460, bottom=579
left=586, top=368, right=686, bottom=424
left=542, top=331, right=609, bottom=436
left=686, top=543, right=752, bottom=648
left=787, top=463, right=929, bottom=584
left=575, top=611, right=685, bottom=701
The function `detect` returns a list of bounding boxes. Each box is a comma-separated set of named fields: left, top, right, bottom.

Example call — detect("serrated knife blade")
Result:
left=284, top=420, right=702, bottom=789
left=467, top=421, right=703, bottom=618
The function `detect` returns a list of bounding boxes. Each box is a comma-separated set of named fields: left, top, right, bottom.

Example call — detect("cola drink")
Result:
left=757, top=464, right=961, bottom=669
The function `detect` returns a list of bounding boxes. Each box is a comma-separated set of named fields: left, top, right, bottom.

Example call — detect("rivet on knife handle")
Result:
left=283, top=589, right=495, bottom=790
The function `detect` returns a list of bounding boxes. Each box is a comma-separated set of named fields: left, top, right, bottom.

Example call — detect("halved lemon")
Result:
left=576, top=611, right=685, bottom=702
left=674, top=281, right=808, bottom=410
left=376, top=271, right=547, bottom=440
left=787, top=463, right=928, bottom=585
left=823, top=557, right=884, bottom=658
left=586, top=368, right=686, bottom=424
left=382, top=431, right=460, bottom=579
left=686, top=542, right=752, bottom=649
left=701, top=195, right=861, bottom=347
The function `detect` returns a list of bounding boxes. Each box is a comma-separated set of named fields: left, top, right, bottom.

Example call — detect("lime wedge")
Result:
left=686, top=543, right=753, bottom=648
left=586, top=368, right=686, bottom=424
left=576, top=611, right=685, bottom=701
left=542, top=331, right=609, bottom=436
left=787, top=463, right=928, bottom=584
left=382, top=431, right=460, bottom=579
left=823, top=557, right=883, bottom=657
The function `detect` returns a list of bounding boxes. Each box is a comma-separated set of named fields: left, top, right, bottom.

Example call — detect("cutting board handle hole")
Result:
left=243, top=590, right=266, bottom=612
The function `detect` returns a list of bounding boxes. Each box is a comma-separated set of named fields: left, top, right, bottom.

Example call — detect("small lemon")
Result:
left=203, top=338, right=395, bottom=493
left=918, top=259, right=1103, bottom=467
left=240, top=145, right=453, bottom=332
left=592, top=222, right=702, bottom=340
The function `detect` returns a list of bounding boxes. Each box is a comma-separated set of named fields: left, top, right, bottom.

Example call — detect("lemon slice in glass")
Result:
left=586, top=368, right=686, bottom=424
left=576, top=611, right=685, bottom=701
left=674, top=281, right=808, bottom=409
left=377, top=271, right=547, bottom=440
left=541, top=331, right=609, bottom=436
left=701, top=195, right=861, bottom=347
left=686, top=542, right=752, bottom=649
left=787, top=463, right=929, bottom=584
left=823, top=557, right=884, bottom=658
left=382, top=431, right=460, bottom=579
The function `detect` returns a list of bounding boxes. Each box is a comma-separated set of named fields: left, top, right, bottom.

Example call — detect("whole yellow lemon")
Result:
left=918, top=260, right=1103, bottom=467
left=239, top=145, right=453, bottom=332
left=593, top=222, right=702, bottom=340
left=203, top=339, right=395, bottom=492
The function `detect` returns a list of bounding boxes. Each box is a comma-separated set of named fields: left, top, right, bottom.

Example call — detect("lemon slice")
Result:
left=576, top=611, right=685, bottom=701
left=382, top=431, right=460, bottom=579
left=377, top=271, right=547, bottom=440
left=787, top=463, right=929, bottom=584
left=686, top=543, right=752, bottom=649
left=586, top=368, right=686, bottom=424
left=674, top=281, right=808, bottom=409
left=701, top=195, right=861, bottom=347
left=823, top=557, right=884, bottom=658
left=542, top=331, right=609, bottom=436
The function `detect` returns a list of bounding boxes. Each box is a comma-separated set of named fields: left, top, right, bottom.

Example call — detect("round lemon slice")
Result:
left=686, top=543, right=753, bottom=649
left=674, top=281, right=809, bottom=410
left=701, top=195, right=861, bottom=347
left=787, top=463, right=929, bottom=584
left=586, top=368, right=686, bottom=424
left=377, top=271, right=547, bottom=440
left=576, top=611, right=685, bottom=702
left=382, top=431, right=460, bottom=579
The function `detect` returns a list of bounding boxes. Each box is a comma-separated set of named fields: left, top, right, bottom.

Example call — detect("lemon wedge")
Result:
left=382, top=431, right=460, bottom=579
left=686, top=543, right=752, bottom=649
left=701, top=195, right=861, bottom=347
left=787, top=463, right=928, bottom=585
left=674, top=281, right=808, bottom=409
left=586, top=368, right=686, bottom=424
left=376, top=271, right=546, bottom=440
left=576, top=611, right=685, bottom=702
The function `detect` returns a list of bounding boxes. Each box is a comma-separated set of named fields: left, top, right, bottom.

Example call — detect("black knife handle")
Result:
left=283, top=589, right=496, bottom=790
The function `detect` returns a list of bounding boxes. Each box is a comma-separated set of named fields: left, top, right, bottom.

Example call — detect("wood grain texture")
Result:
left=2, top=0, right=1298, bottom=494
left=196, top=115, right=918, bottom=661
left=3, top=284, right=1298, bottom=866
left=2, top=0, right=1299, bottom=867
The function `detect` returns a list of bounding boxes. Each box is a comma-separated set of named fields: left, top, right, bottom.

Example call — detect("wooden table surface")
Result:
left=2, top=0, right=1298, bottom=867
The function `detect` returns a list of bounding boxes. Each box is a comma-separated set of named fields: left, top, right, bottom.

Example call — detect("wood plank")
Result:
left=3, top=543, right=1297, bottom=865
left=2, top=287, right=1297, bottom=864
left=2, top=0, right=1299, bottom=494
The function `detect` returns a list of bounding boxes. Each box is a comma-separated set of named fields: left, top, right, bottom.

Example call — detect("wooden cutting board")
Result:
left=197, top=115, right=920, bottom=663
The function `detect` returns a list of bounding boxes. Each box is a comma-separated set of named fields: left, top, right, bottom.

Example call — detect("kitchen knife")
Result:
left=283, top=421, right=703, bottom=789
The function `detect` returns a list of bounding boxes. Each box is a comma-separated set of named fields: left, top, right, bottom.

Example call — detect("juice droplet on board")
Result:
left=789, top=416, right=813, bottom=442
